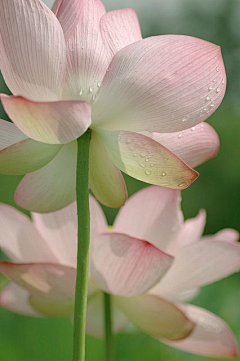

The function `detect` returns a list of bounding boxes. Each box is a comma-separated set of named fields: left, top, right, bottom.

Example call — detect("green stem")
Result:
left=73, top=130, right=91, bottom=361
left=104, top=293, right=114, bottom=361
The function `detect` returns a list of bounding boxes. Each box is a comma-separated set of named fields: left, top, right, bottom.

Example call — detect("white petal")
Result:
left=15, top=142, right=77, bottom=213
left=89, top=131, right=127, bottom=208
left=0, top=203, right=57, bottom=263
left=114, top=186, right=183, bottom=251
left=0, top=0, right=66, bottom=100
left=92, top=35, right=226, bottom=132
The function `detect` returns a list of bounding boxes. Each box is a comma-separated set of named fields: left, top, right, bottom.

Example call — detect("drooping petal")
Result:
left=92, top=35, right=226, bottom=132
left=91, top=232, right=174, bottom=296
left=116, top=295, right=194, bottom=340
left=29, top=296, right=74, bottom=318
left=0, top=0, right=66, bottom=100
left=98, top=130, right=198, bottom=191
left=166, top=304, right=238, bottom=358
left=0, top=203, right=57, bottom=263
left=86, top=292, right=127, bottom=338
left=15, top=142, right=77, bottom=213
left=154, top=240, right=240, bottom=297
left=114, top=186, right=183, bottom=250
left=63, top=0, right=110, bottom=102
left=0, top=282, right=40, bottom=317
left=0, top=262, right=76, bottom=302
left=89, top=131, right=127, bottom=208
left=100, top=9, right=142, bottom=58
left=52, top=0, right=83, bottom=41
left=167, top=210, right=206, bottom=254
left=203, top=229, right=239, bottom=243
left=32, top=203, right=77, bottom=268
left=143, top=122, right=220, bottom=168
left=1, top=95, right=91, bottom=144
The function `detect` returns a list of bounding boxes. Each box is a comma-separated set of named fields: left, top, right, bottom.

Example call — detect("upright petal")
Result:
left=99, top=130, right=198, bottom=191
left=167, top=210, right=206, bottom=254
left=100, top=9, right=142, bottom=58
left=86, top=292, right=127, bottom=338
left=32, top=203, right=77, bottom=268
left=91, top=233, right=174, bottom=296
left=154, top=240, right=240, bottom=297
left=15, top=142, right=77, bottom=213
left=0, top=0, right=66, bottom=100
left=114, top=186, right=183, bottom=251
left=144, top=122, right=220, bottom=168
left=116, top=295, right=194, bottom=340
left=0, top=282, right=40, bottom=317
left=0, top=203, right=57, bottom=263
left=166, top=304, right=238, bottom=358
left=63, top=0, right=110, bottom=102
left=1, top=95, right=91, bottom=144
left=0, top=262, right=76, bottom=302
left=89, top=132, right=127, bottom=208
left=92, top=35, right=226, bottom=132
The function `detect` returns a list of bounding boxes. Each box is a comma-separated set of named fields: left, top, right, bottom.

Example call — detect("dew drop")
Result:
left=178, top=182, right=186, bottom=187
left=139, top=163, right=146, bottom=168
left=216, top=87, right=221, bottom=93
left=145, top=158, right=150, bottom=162
left=178, top=134, right=182, bottom=138
left=216, top=67, right=220, bottom=72
left=150, top=163, right=154, bottom=167
left=222, top=79, right=225, bottom=84
left=140, top=153, right=146, bottom=158
left=145, top=170, right=151, bottom=176
left=97, top=81, right=102, bottom=88
left=182, top=118, right=187, bottom=122
left=89, top=87, right=94, bottom=93
left=206, top=96, right=211, bottom=101
left=161, top=172, right=166, bottom=177
left=208, top=85, right=213, bottom=91
left=191, top=127, right=195, bottom=131
left=210, top=103, right=214, bottom=107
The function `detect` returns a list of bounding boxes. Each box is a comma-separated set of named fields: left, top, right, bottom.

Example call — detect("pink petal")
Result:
left=29, top=296, right=74, bottom=318
left=167, top=210, right=206, bottom=254
left=114, top=186, right=183, bottom=251
left=63, top=0, right=110, bottom=102
left=0, top=282, right=40, bottom=317
left=32, top=203, right=78, bottom=268
left=0, top=0, right=66, bottom=100
left=86, top=292, right=127, bottom=338
left=89, top=131, right=127, bottom=208
left=0, top=203, right=57, bottom=263
left=154, top=239, right=240, bottom=297
left=92, top=35, right=226, bottom=132
left=15, top=142, right=77, bottom=213
left=98, top=130, right=198, bottom=190
left=144, top=122, right=220, bottom=168
left=52, top=0, right=83, bottom=41
left=166, top=304, right=238, bottom=358
left=116, top=294, right=194, bottom=340
left=100, top=8, right=142, bottom=58
left=203, top=229, right=239, bottom=244
left=0, top=262, right=76, bottom=302
left=91, top=232, right=174, bottom=296
left=1, top=95, right=91, bottom=144
left=0, top=119, right=26, bottom=148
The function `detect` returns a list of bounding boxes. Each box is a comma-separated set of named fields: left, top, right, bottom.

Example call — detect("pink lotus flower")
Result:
left=0, top=186, right=239, bottom=358
left=0, top=0, right=224, bottom=212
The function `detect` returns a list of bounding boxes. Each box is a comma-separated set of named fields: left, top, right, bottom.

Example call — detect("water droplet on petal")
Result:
left=97, top=82, right=102, bottom=88
left=216, top=87, right=221, bottom=93
left=216, top=67, right=220, bottom=72
left=208, top=86, right=213, bottom=91
left=222, top=79, right=225, bottom=84
left=191, top=127, right=195, bottom=131
left=89, top=87, right=94, bottom=93
left=145, top=158, right=149, bottom=162
left=206, top=96, right=211, bottom=101
left=139, top=163, right=146, bottom=168
left=178, top=134, right=182, bottom=138
left=178, top=182, right=186, bottom=187
left=150, top=163, right=154, bottom=167
left=161, top=172, right=166, bottom=177
left=145, top=170, right=151, bottom=176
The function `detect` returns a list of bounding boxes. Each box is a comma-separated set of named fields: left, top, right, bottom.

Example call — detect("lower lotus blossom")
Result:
left=0, top=186, right=239, bottom=358
left=0, top=0, right=225, bottom=212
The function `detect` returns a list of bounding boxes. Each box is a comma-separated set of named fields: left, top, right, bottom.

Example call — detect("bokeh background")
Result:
left=0, top=0, right=240, bottom=360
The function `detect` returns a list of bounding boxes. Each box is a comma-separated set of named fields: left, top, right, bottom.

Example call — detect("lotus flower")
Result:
left=0, top=186, right=239, bottom=358
left=0, top=0, right=225, bottom=212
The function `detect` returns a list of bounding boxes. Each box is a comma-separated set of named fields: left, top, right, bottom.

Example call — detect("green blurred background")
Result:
left=0, top=0, right=240, bottom=360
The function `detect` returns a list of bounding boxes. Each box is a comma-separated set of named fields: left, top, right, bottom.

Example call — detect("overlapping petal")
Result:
left=0, top=262, right=76, bottom=302
left=63, top=0, right=109, bottom=101
left=0, top=0, right=66, bottom=100
left=1, top=95, right=91, bottom=144
left=15, top=142, right=77, bottom=213
left=89, top=132, right=127, bottom=208
left=116, top=295, right=194, bottom=340
left=144, top=122, right=220, bottom=168
left=32, top=203, right=77, bottom=268
left=29, top=296, right=74, bottom=318
left=0, top=203, right=57, bottom=263
left=0, top=282, right=40, bottom=317
left=203, top=229, right=239, bottom=243
left=91, top=232, right=174, bottom=296
left=166, top=304, right=238, bottom=358
left=154, top=240, right=240, bottom=296
left=98, top=130, right=198, bottom=190
left=100, top=8, right=142, bottom=58
left=92, top=35, right=226, bottom=132
left=114, top=186, right=183, bottom=250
